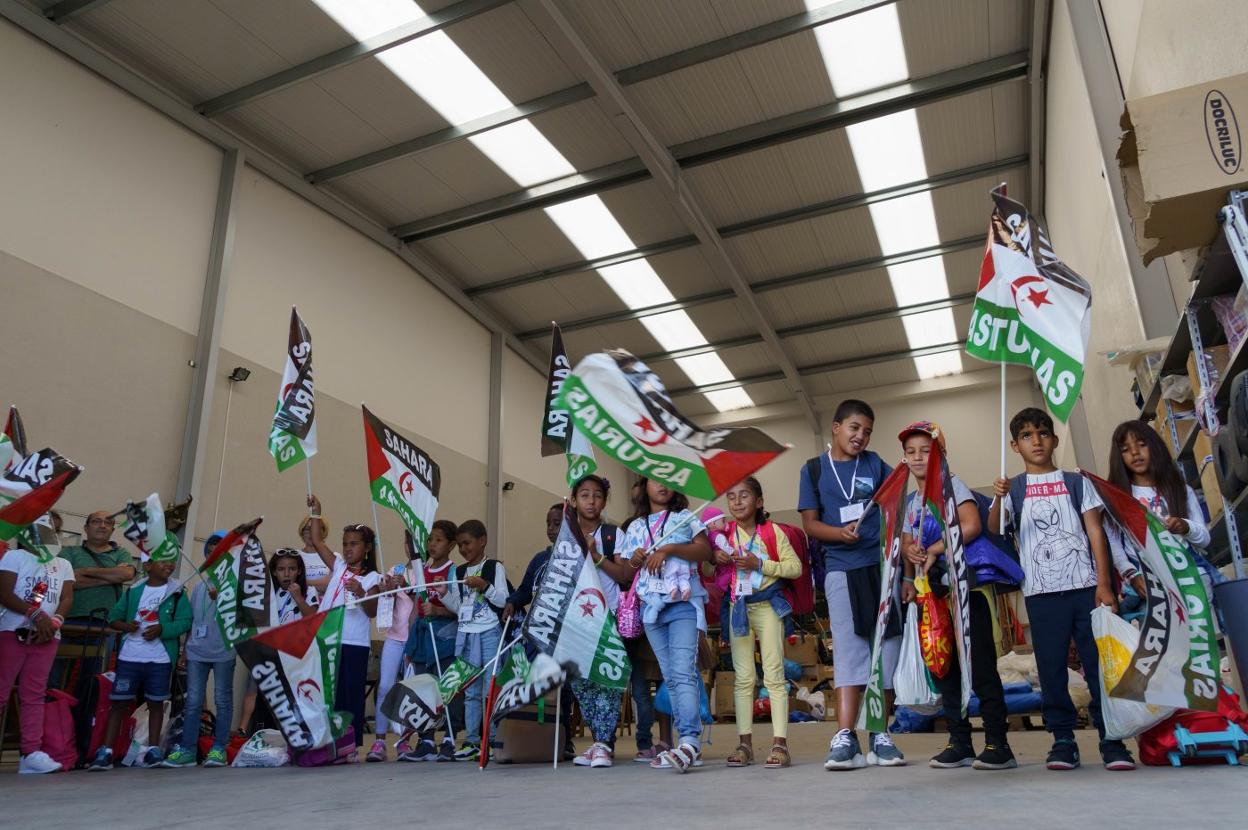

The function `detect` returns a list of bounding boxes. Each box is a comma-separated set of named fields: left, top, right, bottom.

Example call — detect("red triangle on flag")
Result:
left=0, top=468, right=77, bottom=530
left=361, top=406, right=393, bottom=483
left=1082, top=471, right=1148, bottom=545
left=703, top=448, right=785, bottom=498
left=199, top=517, right=263, bottom=574
left=251, top=608, right=329, bottom=658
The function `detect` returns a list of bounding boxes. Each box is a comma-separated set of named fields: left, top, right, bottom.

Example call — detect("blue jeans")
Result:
left=457, top=626, right=501, bottom=746
left=629, top=669, right=657, bottom=750
left=182, top=659, right=235, bottom=750
left=645, top=615, right=701, bottom=751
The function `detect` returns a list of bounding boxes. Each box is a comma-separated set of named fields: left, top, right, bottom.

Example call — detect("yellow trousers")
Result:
left=730, top=601, right=788, bottom=739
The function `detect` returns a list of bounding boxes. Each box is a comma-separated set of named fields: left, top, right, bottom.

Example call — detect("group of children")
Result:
left=0, top=396, right=1221, bottom=774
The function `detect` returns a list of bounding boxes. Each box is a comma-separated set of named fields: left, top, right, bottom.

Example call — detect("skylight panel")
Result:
left=704, top=387, right=755, bottom=412
left=806, top=2, right=909, bottom=97
left=914, top=351, right=964, bottom=379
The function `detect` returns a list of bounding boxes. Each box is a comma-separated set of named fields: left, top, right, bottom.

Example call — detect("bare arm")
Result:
left=305, top=495, right=337, bottom=571
left=800, top=508, right=851, bottom=545
left=75, top=563, right=135, bottom=584
left=0, top=571, right=26, bottom=616
left=1084, top=509, right=1117, bottom=610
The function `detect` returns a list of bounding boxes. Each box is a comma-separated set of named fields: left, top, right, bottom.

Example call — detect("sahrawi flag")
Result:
left=1, top=406, right=28, bottom=473
left=857, top=462, right=910, bottom=734
left=541, top=323, right=598, bottom=488
left=1082, top=472, right=1219, bottom=710
left=522, top=504, right=630, bottom=691
left=489, top=646, right=569, bottom=727
left=0, top=446, right=81, bottom=561
left=200, top=517, right=279, bottom=647
left=380, top=671, right=445, bottom=737
left=236, top=606, right=346, bottom=750
left=268, top=307, right=316, bottom=472
left=363, top=406, right=440, bottom=552
left=923, top=438, right=973, bottom=716
left=965, top=185, right=1091, bottom=422
left=555, top=350, right=787, bottom=499
left=121, top=493, right=180, bottom=563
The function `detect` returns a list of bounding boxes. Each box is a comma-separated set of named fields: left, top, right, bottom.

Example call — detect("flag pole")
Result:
left=552, top=683, right=562, bottom=770
left=642, top=500, right=712, bottom=554
left=479, top=615, right=513, bottom=770
left=347, top=578, right=463, bottom=605
left=1000, top=362, right=1007, bottom=535
left=305, top=457, right=313, bottom=502
left=428, top=620, right=457, bottom=746
left=370, top=502, right=386, bottom=573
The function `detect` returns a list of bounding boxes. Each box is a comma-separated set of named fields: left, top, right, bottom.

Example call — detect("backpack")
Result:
left=971, top=491, right=1020, bottom=564
left=454, top=559, right=515, bottom=624
left=731, top=521, right=815, bottom=616
left=42, top=688, right=78, bottom=770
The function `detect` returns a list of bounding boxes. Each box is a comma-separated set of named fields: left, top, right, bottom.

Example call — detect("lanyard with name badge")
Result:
left=828, top=448, right=865, bottom=524
left=732, top=526, right=759, bottom=598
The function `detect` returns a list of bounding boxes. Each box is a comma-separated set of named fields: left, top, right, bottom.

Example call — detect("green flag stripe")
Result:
left=966, top=298, right=1083, bottom=420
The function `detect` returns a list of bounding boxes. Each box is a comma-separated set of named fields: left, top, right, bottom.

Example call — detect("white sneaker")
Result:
left=573, top=746, right=595, bottom=766
left=589, top=742, right=613, bottom=768
left=18, top=751, right=62, bottom=775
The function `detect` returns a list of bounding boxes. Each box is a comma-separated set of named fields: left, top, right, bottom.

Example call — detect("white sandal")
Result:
left=661, top=742, right=702, bottom=773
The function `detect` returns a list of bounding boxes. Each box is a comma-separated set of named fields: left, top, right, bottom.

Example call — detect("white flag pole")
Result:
left=305, top=457, right=313, bottom=502
left=642, top=500, right=712, bottom=554
left=1000, top=362, right=1007, bottom=535
left=428, top=620, right=457, bottom=745
left=552, top=684, right=562, bottom=770
left=370, top=502, right=386, bottom=573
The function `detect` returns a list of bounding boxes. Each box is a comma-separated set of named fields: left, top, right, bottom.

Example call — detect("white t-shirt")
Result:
left=904, top=473, right=976, bottom=538
left=441, top=559, right=507, bottom=634
left=323, top=557, right=382, bottom=647
left=1002, top=471, right=1104, bottom=597
left=589, top=526, right=622, bottom=612
left=119, top=583, right=172, bottom=663
left=301, top=551, right=332, bottom=604
left=0, top=550, right=74, bottom=638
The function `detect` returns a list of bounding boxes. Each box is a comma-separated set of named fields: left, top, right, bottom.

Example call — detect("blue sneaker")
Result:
left=823, top=728, right=866, bottom=770
left=140, top=747, right=165, bottom=768
left=1046, top=738, right=1080, bottom=770
left=868, top=731, right=906, bottom=766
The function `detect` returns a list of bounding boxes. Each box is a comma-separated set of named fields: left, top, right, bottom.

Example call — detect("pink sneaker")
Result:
left=366, top=740, right=387, bottom=762
left=573, top=746, right=595, bottom=766
left=590, top=743, right=613, bottom=768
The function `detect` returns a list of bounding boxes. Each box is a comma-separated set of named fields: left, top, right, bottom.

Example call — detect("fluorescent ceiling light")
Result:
left=914, top=351, right=964, bottom=379
left=312, top=0, right=752, bottom=411
left=845, top=111, right=927, bottom=191
left=704, top=387, right=755, bottom=412
left=884, top=256, right=952, bottom=305
left=902, top=309, right=957, bottom=348
left=806, top=2, right=908, bottom=97
left=869, top=193, right=941, bottom=255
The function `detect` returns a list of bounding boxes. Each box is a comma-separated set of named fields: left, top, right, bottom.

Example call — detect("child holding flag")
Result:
left=399, top=519, right=463, bottom=762
left=897, top=422, right=1016, bottom=770
left=440, top=519, right=509, bottom=762
left=798, top=399, right=904, bottom=770
left=369, top=532, right=425, bottom=762
left=305, top=495, right=381, bottom=757
left=987, top=408, right=1135, bottom=771
left=0, top=536, right=75, bottom=774
left=620, top=477, right=712, bottom=773
left=89, top=557, right=191, bottom=770
left=720, top=477, right=799, bottom=770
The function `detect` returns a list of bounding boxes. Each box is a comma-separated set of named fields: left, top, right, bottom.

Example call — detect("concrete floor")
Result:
left=2, top=725, right=1244, bottom=829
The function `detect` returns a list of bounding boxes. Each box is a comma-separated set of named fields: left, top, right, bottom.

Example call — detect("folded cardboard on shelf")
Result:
left=1187, top=345, right=1232, bottom=398
left=783, top=633, right=819, bottom=667
left=1119, top=71, right=1248, bottom=263
left=1153, top=396, right=1197, bottom=457
left=1193, top=430, right=1224, bottom=522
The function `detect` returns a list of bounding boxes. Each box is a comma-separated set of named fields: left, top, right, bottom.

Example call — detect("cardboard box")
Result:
left=713, top=672, right=736, bottom=718
left=784, top=633, right=819, bottom=667
left=1194, top=431, right=1225, bottom=522
left=1187, top=345, right=1232, bottom=398
left=1119, top=72, right=1248, bottom=263
left=1156, top=397, right=1197, bottom=457
left=492, top=693, right=566, bottom=764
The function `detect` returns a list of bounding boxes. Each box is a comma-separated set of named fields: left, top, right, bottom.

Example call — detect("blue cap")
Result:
left=203, top=530, right=228, bottom=558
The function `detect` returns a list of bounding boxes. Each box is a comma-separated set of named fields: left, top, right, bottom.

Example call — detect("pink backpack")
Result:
left=42, top=689, right=77, bottom=771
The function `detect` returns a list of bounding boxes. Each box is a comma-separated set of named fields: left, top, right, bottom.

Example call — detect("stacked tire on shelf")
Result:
left=1214, top=371, right=1248, bottom=496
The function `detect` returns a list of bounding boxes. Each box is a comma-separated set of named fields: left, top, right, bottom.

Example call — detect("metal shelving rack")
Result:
left=1155, top=193, right=1248, bottom=578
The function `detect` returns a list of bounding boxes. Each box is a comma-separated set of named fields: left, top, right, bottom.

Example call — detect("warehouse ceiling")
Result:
left=36, top=0, right=1046, bottom=424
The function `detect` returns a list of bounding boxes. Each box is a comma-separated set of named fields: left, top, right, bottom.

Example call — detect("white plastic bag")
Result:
left=121, top=701, right=171, bottom=766
left=1092, top=606, right=1175, bottom=740
left=893, top=604, right=942, bottom=713
left=231, top=729, right=290, bottom=768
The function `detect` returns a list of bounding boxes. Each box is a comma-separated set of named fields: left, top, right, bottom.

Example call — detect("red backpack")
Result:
left=726, top=520, right=816, bottom=616
left=41, top=689, right=77, bottom=771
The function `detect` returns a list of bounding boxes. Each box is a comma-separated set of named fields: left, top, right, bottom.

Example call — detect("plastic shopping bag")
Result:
left=893, top=604, right=942, bottom=713
left=1092, top=605, right=1174, bottom=740
left=121, top=701, right=171, bottom=766
left=231, top=729, right=290, bottom=768
left=915, top=573, right=953, bottom=679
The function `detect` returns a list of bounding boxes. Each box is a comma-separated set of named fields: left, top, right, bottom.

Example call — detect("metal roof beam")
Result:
left=527, top=0, right=823, bottom=430
left=467, top=155, right=1024, bottom=297
left=515, top=236, right=983, bottom=340
left=196, top=0, right=511, bottom=117
left=638, top=294, right=975, bottom=363
left=668, top=342, right=967, bottom=396
left=308, top=0, right=891, bottom=183
left=393, top=50, right=1028, bottom=240
left=44, top=0, right=112, bottom=22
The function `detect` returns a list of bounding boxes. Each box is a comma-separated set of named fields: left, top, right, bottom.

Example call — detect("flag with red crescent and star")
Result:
left=0, top=434, right=82, bottom=562
left=964, top=185, right=1091, bottom=422
left=554, top=350, right=788, bottom=500
left=1081, top=472, right=1219, bottom=711
left=540, top=322, right=598, bottom=488
left=521, top=504, right=630, bottom=691
left=362, top=405, right=441, bottom=553
left=235, top=605, right=347, bottom=751
left=268, top=307, right=317, bottom=473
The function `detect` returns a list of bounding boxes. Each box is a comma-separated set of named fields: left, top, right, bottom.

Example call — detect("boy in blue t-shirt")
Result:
left=798, top=399, right=902, bottom=771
